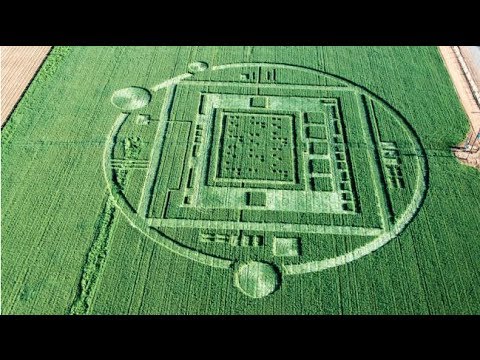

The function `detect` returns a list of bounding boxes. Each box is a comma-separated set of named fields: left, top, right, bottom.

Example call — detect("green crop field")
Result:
left=2, top=46, right=480, bottom=314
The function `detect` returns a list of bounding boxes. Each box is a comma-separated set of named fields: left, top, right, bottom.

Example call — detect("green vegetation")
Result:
left=235, top=262, right=280, bottom=298
left=273, top=237, right=301, bottom=257
left=111, top=87, right=152, bottom=111
left=70, top=196, right=116, bottom=315
left=2, top=47, right=480, bottom=314
left=247, top=191, right=266, bottom=206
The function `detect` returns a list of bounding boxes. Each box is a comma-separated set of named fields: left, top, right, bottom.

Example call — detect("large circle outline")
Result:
left=103, top=62, right=429, bottom=276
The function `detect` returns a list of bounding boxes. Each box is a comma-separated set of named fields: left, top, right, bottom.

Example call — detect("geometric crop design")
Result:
left=105, top=62, right=428, bottom=298
left=217, top=112, right=296, bottom=183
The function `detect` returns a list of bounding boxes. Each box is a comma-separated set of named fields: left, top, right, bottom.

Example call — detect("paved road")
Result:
left=466, top=46, right=480, bottom=68
left=461, top=46, right=480, bottom=86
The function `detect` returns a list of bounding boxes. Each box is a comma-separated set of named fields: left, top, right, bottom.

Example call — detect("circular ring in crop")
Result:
left=104, top=62, right=428, bottom=298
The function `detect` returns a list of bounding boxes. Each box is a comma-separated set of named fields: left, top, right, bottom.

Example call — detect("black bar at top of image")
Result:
left=0, top=7, right=479, bottom=45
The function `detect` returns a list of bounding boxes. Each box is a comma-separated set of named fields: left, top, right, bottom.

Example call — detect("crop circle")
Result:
left=105, top=62, right=428, bottom=296
left=188, top=61, right=209, bottom=73
left=111, top=87, right=151, bottom=111
left=235, top=262, right=280, bottom=298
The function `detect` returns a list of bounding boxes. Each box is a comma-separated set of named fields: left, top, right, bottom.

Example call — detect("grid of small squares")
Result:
left=217, top=112, right=295, bottom=183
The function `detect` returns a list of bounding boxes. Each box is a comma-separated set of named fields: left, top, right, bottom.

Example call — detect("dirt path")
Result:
left=439, top=46, right=480, bottom=169
left=1, top=46, right=51, bottom=126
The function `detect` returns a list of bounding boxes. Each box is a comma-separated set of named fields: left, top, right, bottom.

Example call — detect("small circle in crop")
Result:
left=188, top=61, right=209, bottom=73
left=111, top=87, right=151, bottom=111
left=235, top=261, right=280, bottom=298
